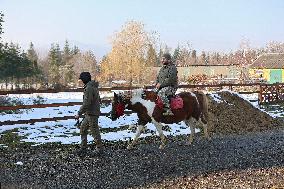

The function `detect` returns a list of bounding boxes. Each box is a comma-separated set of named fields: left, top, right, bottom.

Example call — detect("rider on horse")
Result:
left=155, top=53, right=178, bottom=116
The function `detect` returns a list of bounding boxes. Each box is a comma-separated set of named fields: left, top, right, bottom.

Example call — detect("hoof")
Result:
left=127, top=144, right=134, bottom=150
left=128, top=124, right=135, bottom=129
left=159, top=144, right=165, bottom=149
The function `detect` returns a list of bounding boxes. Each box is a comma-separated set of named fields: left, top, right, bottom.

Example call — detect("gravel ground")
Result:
left=1, top=128, right=284, bottom=189
left=1, top=91, right=284, bottom=189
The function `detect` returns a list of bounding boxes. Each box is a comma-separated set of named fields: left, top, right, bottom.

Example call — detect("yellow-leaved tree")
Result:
left=101, top=20, right=158, bottom=85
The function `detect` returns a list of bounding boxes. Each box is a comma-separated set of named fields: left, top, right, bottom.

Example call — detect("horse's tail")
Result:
left=198, top=91, right=209, bottom=124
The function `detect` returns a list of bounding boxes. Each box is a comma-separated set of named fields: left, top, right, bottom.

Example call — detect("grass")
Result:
left=0, top=96, right=24, bottom=114
left=0, top=128, right=24, bottom=148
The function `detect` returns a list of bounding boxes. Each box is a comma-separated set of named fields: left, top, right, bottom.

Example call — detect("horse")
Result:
left=111, top=89, right=210, bottom=149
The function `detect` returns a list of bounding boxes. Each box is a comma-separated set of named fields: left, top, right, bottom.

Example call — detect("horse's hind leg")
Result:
left=152, top=119, right=167, bottom=149
left=199, top=120, right=210, bottom=141
left=127, top=125, right=144, bottom=150
left=184, top=118, right=196, bottom=145
left=199, top=91, right=210, bottom=140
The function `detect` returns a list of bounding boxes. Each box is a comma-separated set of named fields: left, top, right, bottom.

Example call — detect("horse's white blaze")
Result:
left=130, top=89, right=156, bottom=116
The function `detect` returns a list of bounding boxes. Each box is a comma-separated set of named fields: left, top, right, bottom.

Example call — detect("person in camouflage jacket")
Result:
left=155, top=53, right=178, bottom=115
left=75, top=72, right=103, bottom=156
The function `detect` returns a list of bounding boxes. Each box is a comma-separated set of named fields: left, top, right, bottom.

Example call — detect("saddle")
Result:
left=156, top=95, right=184, bottom=110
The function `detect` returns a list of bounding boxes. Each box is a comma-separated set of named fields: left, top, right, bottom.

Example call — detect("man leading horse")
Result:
left=155, top=53, right=178, bottom=116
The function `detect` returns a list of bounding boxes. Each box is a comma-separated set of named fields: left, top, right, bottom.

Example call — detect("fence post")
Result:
left=276, top=83, right=279, bottom=101
left=258, top=84, right=263, bottom=104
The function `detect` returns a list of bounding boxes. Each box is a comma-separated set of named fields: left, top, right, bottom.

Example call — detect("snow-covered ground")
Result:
left=0, top=90, right=283, bottom=146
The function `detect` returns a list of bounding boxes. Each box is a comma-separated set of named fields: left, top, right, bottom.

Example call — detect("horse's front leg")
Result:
left=188, top=124, right=195, bottom=145
left=127, top=125, right=144, bottom=150
left=152, top=119, right=167, bottom=149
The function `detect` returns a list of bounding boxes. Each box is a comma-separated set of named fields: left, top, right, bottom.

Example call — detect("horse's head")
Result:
left=111, top=92, right=127, bottom=121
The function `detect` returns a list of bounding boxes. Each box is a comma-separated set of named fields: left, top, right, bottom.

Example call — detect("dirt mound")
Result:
left=207, top=91, right=283, bottom=135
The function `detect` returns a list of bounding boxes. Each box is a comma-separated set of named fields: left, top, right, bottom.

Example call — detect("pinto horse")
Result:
left=111, top=89, right=210, bottom=149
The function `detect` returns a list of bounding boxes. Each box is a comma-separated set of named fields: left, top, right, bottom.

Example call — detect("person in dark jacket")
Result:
left=75, top=72, right=103, bottom=155
left=155, top=53, right=178, bottom=115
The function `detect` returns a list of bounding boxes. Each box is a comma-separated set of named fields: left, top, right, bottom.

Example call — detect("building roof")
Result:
left=249, top=53, right=284, bottom=69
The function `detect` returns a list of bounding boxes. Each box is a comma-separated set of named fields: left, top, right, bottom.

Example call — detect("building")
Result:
left=152, top=64, right=240, bottom=82
left=249, top=53, right=284, bottom=84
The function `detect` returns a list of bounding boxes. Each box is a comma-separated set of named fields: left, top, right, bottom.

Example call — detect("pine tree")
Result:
left=27, top=42, right=42, bottom=87
left=0, top=14, right=37, bottom=89
left=27, top=42, right=38, bottom=68
left=192, top=50, right=197, bottom=64
left=60, top=40, right=75, bottom=86
left=48, top=44, right=61, bottom=66
left=63, top=40, right=71, bottom=55
left=0, top=43, right=36, bottom=88
left=62, top=40, right=71, bottom=65
left=173, top=45, right=180, bottom=63
left=0, top=11, right=4, bottom=40
left=0, top=12, right=5, bottom=80
left=201, top=51, right=206, bottom=65
left=48, top=44, right=61, bottom=86
left=72, top=45, right=80, bottom=55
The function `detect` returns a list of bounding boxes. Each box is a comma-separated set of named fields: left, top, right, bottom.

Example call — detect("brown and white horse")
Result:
left=111, top=89, right=210, bottom=149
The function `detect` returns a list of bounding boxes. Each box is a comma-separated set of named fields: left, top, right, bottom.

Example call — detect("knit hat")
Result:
left=162, top=53, right=172, bottom=60
left=79, top=72, right=91, bottom=84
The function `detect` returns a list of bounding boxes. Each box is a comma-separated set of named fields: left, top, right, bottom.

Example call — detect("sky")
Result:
left=1, top=0, right=284, bottom=59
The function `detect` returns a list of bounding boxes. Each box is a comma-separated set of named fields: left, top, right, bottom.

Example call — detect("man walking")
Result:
left=75, top=72, right=103, bottom=156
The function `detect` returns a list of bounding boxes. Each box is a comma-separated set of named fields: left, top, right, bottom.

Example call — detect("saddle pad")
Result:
left=170, top=95, right=183, bottom=109
left=155, top=96, right=183, bottom=110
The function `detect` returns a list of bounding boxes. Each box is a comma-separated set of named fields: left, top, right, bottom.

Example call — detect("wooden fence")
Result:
left=0, top=83, right=283, bottom=126
left=259, top=83, right=284, bottom=103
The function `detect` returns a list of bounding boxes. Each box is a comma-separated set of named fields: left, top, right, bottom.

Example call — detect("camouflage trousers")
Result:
left=80, top=114, right=102, bottom=148
left=157, top=86, right=177, bottom=108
